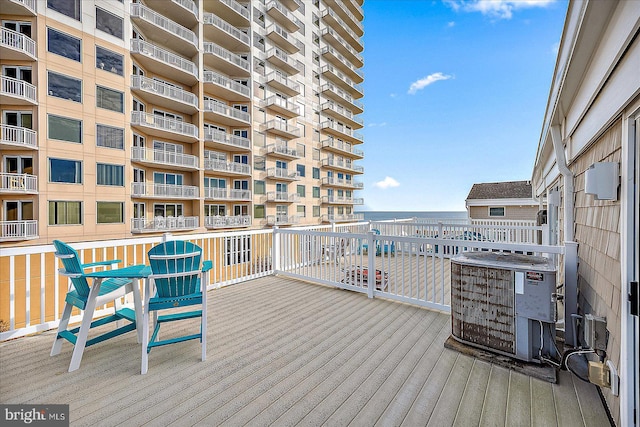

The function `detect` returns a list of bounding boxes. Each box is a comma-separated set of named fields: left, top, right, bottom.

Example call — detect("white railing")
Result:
left=7, top=0, right=36, bottom=14
left=266, top=143, right=299, bottom=157
left=204, top=159, right=251, bottom=175
left=320, top=82, right=363, bottom=111
left=172, top=0, right=198, bottom=18
left=130, top=111, right=198, bottom=138
left=0, top=173, right=37, bottom=193
left=131, top=182, right=199, bottom=198
left=266, top=167, right=300, bottom=180
left=320, top=63, right=363, bottom=95
left=0, top=125, right=37, bottom=149
left=321, top=158, right=364, bottom=173
left=321, top=8, right=363, bottom=50
left=326, top=0, right=363, bottom=34
left=0, top=220, right=37, bottom=241
left=203, top=13, right=250, bottom=45
left=266, top=47, right=303, bottom=73
left=130, top=3, right=197, bottom=48
left=321, top=137, right=364, bottom=157
left=263, top=95, right=300, bottom=115
left=265, top=71, right=300, bottom=93
left=203, top=70, right=251, bottom=97
left=266, top=191, right=299, bottom=202
left=321, top=47, right=364, bottom=80
left=1, top=76, right=37, bottom=103
left=266, top=0, right=301, bottom=28
left=321, top=195, right=363, bottom=205
left=130, top=39, right=197, bottom=78
left=266, top=23, right=304, bottom=52
left=262, top=119, right=301, bottom=137
left=131, top=147, right=198, bottom=169
left=320, top=121, right=364, bottom=141
left=320, top=103, right=364, bottom=127
left=131, top=216, right=199, bottom=233
left=1, top=27, right=36, bottom=58
left=205, top=215, right=251, bottom=228
left=321, top=27, right=364, bottom=65
left=204, top=129, right=251, bottom=149
left=130, top=76, right=198, bottom=107
left=203, top=100, right=250, bottom=122
left=267, top=214, right=300, bottom=225
left=321, top=213, right=365, bottom=222
left=203, top=42, right=250, bottom=72
left=220, top=0, right=250, bottom=20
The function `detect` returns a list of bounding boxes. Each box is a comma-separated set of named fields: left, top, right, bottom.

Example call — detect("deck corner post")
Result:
left=272, top=226, right=280, bottom=273
left=367, top=231, right=375, bottom=299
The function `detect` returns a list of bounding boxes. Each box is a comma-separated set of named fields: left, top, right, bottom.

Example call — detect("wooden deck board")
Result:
left=0, top=275, right=610, bottom=426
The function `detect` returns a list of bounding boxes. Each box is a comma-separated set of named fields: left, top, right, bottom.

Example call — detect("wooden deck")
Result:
left=0, top=276, right=609, bottom=426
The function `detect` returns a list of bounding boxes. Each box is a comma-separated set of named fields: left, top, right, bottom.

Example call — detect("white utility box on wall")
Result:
left=584, top=161, right=619, bottom=200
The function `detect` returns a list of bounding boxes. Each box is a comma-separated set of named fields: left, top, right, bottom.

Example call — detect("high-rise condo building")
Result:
left=0, top=0, right=365, bottom=246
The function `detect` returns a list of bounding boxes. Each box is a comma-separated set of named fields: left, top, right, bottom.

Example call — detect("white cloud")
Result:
left=390, top=93, right=397, bottom=98
left=368, top=122, right=387, bottom=127
left=445, top=0, right=556, bottom=20
left=374, top=176, right=400, bottom=189
left=407, top=72, right=453, bottom=95
left=551, top=41, right=560, bottom=55
left=447, top=21, right=456, bottom=28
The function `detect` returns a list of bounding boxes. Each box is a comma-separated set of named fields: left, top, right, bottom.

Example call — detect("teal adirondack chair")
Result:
left=142, top=240, right=212, bottom=374
left=51, top=240, right=143, bottom=372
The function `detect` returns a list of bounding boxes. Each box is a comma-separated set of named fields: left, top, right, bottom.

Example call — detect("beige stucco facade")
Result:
left=467, top=204, right=538, bottom=222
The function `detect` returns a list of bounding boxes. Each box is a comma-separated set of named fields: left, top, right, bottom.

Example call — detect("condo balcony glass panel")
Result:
left=266, top=191, right=299, bottom=202
left=203, top=42, right=250, bottom=76
left=0, top=76, right=37, bottom=105
left=131, top=182, right=199, bottom=199
left=266, top=167, right=301, bottom=181
left=0, top=220, right=38, bottom=241
left=0, top=173, right=37, bottom=194
left=321, top=213, right=364, bottom=222
left=262, top=95, right=300, bottom=118
left=143, top=0, right=198, bottom=28
left=130, top=111, right=198, bottom=143
left=266, top=214, right=299, bottom=225
left=266, top=47, right=303, bottom=75
left=1, top=27, right=36, bottom=61
left=320, top=120, right=364, bottom=143
left=203, top=13, right=250, bottom=51
left=266, top=0, right=301, bottom=32
left=321, top=27, right=364, bottom=68
left=130, top=76, right=198, bottom=114
left=2, top=0, right=36, bottom=15
left=203, top=70, right=250, bottom=101
left=320, top=137, right=364, bottom=158
left=0, top=124, right=37, bottom=150
left=204, top=129, right=251, bottom=151
left=205, top=214, right=251, bottom=229
left=321, top=195, right=364, bottom=205
left=265, top=71, right=300, bottom=96
left=204, top=159, right=251, bottom=175
left=130, top=3, right=198, bottom=56
left=262, top=119, right=302, bottom=139
left=266, top=143, right=301, bottom=159
left=203, top=100, right=251, bottom=126
left=321, top=157, right=364, bottom=174
left=204, top=187, right=252, bottom=200
left=321, top=8, right=364, bottom=52
left=320, top=102, right=363, bottom=129
left=266, top=23, right=303, bottom=54
left=131, top=216, right=198, bottom=233
left=130, top=147, right=198, bottom=170
left=130, top=39, right=198, bottom=86
left=206, top=0, right=250, bottom=26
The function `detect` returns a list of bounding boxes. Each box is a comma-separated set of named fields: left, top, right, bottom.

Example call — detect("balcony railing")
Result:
left=131, top=183, right=199, bottom=198
left=131, top=147, right=198, bottom=169
left=131, top=216, right=198, bottom=233
left=203, top=70, right=251, bottom=98
left=321, top=46, right=364, bottom=81
left=265, top=71, right=300, bottom=95
left=262, top=95, right=300, bottom=116
left=321, top=195, right=364, bottom=205
left=0, top=125, right=37, bottom=149
left=1, top=27, right=36, bottom=59
left=321, top=27, right=364, bottom=67
left=203, top=42, right=250, bottom=72
left=266, top=47, right=303, bottom=74
left=321, top=8, right=364, bottom=52
left=130, top=75, right=198, bottom=109
left=325, top=0, right=364, bottom=35
left=1, top=76, right=37, bottom=104
left=3, top=0, right=37, bottom=15
left=321, top=176, right=362, bottom=188
left=130, top=39, right=198, bottom=79
left=204, top=188, right=252, bottom=200
left=321, top=213, right=365, bottom=222
left=204, top=214, right=251, bottom=228
left=130, top=3, right=198, bottom=50
left=320, top=82, right=363, bottom=112
left=204, top=129, right=251, bottom=150
left=320, top=121, right=364, bottom=142
left=266, top=0, right=301, bottom=31
left=266, top=143, right=300, bottom=158
left=220, top=0, right=250, bottom=20
left=0, top=220, right=37, bottom=241
left=203, top=100, right=251, bottom=123
left=0, top=173, right=37, bottom=193
left=266, top=214, right=300, bottom=225
left=321, top=158, right=364, bottom=173
left=266, top=167, right=301, bottom=180
left=266, top=191, right=300, bottom=202
left=203, top=13, right=250, bottom=46
left=262, top=119, right=301, bottom=138
left=320, top=102, right=364, bottom=127
left=130, top=111, right=198, bottom=139
left=204, top=159, right=251, bottom=175
left=266, top=23, right=304, bottom=53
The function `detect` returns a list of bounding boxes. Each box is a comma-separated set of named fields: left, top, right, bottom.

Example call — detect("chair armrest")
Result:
left=201, top=261, right=213, bottom=273
left=82, top=260, right=122, bottom=269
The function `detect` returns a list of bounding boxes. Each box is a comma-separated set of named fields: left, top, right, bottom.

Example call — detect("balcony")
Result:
left=265, top=71, right=300, bottom=96
left=266, top=47, right=303, bottom=75
left=130, top=147, right=199, bottom=171
left=266, top=214, right=299, bottom=225
left=321, top=195, right=364, bottom=205
left=265, top=143, right=301, bottom=159
left=341, top=0, right=364, bottom=21
left=320, top=121, right=364, bottom=144
left=266, top=1, right=301, bottom=32
left=130, top=76, right=198, bottom=115
left=203, top=70, right=251, bottom=102
left=131, top=183, right=199, bottom=199
left=262, top=95, right=300, bottom=118
left=320, top=83, right=363, bottom=114
left=143, top=0, right=198, bottom=28
left=321, top=7, right=364, bottom=52
left=0, top=125, right=37, bottom=150
left=130, top=111, right=198, bottom=143
left=321, top=27, right=364, bottom=68
left=277, top=0, right=299, bottom=11
left=321, top=212, right=365, bottom=222
left=320, top=64, right=363, bottom=98
left=266, top=191, right=299, bottom=203
left=204, top=159, right=251, bottom=176
left=131, top=216, right=198, bottom=233
left=204, top=188, right=252, bottom=201
left=266, top=23, right=303, bottom=54
left=130, top=39, right=198, bottom=86
left=204, top=129, right=251, bottom=152
left=203, top=100, right=250, bottom=126
left=203, top=42, right=250, bottom=77
left=205, top=0, right=250, bottom=27
left=321, top=45, right=364, bottom=83
left=203, top=13, right=250, bottom=52
left=130, top=3, right=198, bottom=56
left=321, top=176, right=363, bottom=189
left=320, top=102, right=363, bottom=129
left=0, top=173, right=37, bottom=194
left=204, top=214, right=251, bottom=229
left=262, top=119, right=301, bottom=139
left=0, top=0, right=36, bottom=15
left=325, top=0, right=364, bottom=36
left=0, top=220, right=37, bottom=241
left=321, top=157, right=364, bottom=174
left=1, top=27, right=36, bottom=61
left=266, top=167, right=300, bottom=181
left=0, top=76, right=37, bottom=106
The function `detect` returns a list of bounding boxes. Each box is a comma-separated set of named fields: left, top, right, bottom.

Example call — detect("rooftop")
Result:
left=466, top=180, right=533, bottom=201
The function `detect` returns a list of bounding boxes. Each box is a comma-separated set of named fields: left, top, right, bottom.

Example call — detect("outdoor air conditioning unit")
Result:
left=451, top=252, right=557, bottom=363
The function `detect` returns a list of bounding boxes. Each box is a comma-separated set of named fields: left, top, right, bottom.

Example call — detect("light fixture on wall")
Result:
left=584, top=161, right=619, bottom=200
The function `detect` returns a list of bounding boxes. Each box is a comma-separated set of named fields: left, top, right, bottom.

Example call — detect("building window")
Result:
left=97, top=202, right=124, bottom=224
left=254, top=180, right=265, bottom=195
left=154, top=203, right=183, bottom=217
left=313, top=186, right=320, bottom=198
left=254, top=204, right=265, bottom=219
left=296, top=164, right=305, bottom=177
left=96, top=46, right=123, bottom=76
left=48, top=114, right=81, bottom=143
left=297, top=205, right=306, bottom=217
left=96, top=163, right=123, bottom=186
left=47, top=28, right=81, bottom=62
left=297, top=185, right=305, bottom=197
left=205, top=204, right=226, bottom=216
left=96, top=86, right=124, bottom=112
left=313, top=206, right=320, bottom=217
left=47, top=0, right=80, bottom=20
left=312, top=167, right=320, bottom=179
left=489, top=207, right=505, bottom=217
left=49, top=158, right=81, bottom=183
left=48, top=71, right=82, bottom=103
left=49, top=201, right=82, bottom=225
left=96, top=8, right=123, bottom=39
left=313, top=148, right=320, bottom=160
left=224, top=236, right=251, bottom=266
left=96, top=124, right=124, bottom=149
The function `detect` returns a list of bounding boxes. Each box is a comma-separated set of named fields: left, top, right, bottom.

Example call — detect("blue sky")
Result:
left=357, top=0, right=568, bottom=211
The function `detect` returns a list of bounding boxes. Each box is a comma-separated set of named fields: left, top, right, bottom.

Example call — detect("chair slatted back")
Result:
left=53, top=240, right=90, bottom=297
left=148, top=241, right=202, bottom=298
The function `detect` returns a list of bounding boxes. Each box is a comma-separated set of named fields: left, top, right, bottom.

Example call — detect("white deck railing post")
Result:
left=564, top=241, right=579, bottom=347
left=272, top=226, right=280, bottom=273
left=367, top=231, right=375, bottom=299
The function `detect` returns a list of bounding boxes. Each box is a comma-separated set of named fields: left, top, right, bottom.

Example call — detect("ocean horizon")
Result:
left=355, top=211, right=468, bottom=222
